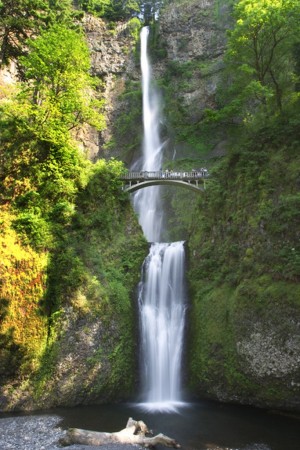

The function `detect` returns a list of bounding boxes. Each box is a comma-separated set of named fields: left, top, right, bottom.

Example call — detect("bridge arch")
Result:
left=123, top=179, right=204, bottom=193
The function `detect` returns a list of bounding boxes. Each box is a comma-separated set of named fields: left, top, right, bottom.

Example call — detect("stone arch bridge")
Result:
left=120, top=170, right=208, bottom=193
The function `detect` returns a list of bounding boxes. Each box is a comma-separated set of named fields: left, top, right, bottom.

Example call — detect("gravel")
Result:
left=0, top=415, right=143, bottom=450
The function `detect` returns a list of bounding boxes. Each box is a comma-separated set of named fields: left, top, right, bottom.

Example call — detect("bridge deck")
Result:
left=120, top=170, right=208, bottom=181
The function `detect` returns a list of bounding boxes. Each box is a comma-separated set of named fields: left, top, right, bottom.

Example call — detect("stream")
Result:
left=0, top=401, right=299, bottom=450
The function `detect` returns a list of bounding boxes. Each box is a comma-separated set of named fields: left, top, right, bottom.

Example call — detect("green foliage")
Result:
left=188, top=130, right=300, bottom=285
left=0, top=5, right=148, bottom=404
left=78, top=0, right=141, bottom=20
left=0, top=0, right=46, bottom=65
left=0, top=0, right=75, bottom=66
left=0, top=209, right=48, bottom=384
left=0, top=22, right=106, bottom=248
left=211, top=0, right=300, bottom=128
left=20, top=24, right=105, bottom=134
left=187, top=116, right=300, bottom=404
left=78, top=0, right=110, bottom=17
left=128, top=17, right=142, bottom=42
left=44, top=157, right=146, bottom=313
left=76, top=0, right=168, bottom=23
left=12, top=211, right=52, bottom=248
left=185, top=4, right=300, bottom=399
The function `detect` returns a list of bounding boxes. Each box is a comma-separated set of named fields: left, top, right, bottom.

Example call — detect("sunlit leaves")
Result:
left=0, top=21, right=107, bottom=249
left=77, top=0, right=141, bottom=20
left=20, top=24, right=105, bottom=135
left=224, top=0, right=300, bottom=124
left=0, top=0, right=75, bottom=66
left=0, top=208, right=48, bottom=378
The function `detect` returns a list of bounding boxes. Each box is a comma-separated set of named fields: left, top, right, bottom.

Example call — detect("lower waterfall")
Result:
left=138, top=242, right=186, bottom=410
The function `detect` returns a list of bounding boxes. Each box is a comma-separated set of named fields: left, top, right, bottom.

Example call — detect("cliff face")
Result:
left=83, top=1, right=232, bottom=165
left=0, top=163, right=147, bottom=412
left=158, top=0, right=229, bottom=107
left=77, top=15, right=140, bottom=163
left=151, top=0, right=300, bottom=412
left=88, top=0, right=300, bottom=412
left=152, top=0, right=232, bottom=158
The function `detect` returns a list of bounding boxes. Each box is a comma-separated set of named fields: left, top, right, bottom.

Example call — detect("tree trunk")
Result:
left=60, top=417, right=180, bottom=448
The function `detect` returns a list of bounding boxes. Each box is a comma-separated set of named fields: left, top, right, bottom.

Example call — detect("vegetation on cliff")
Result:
left=0, top=0, right=147, bottom=409
left=110, top=0, right=299, bottom=410
left=76, top=0, right=164, bottom=23
left=185, top=0, right=300, bottom=410
left=188, top=119, right=300, bottom=408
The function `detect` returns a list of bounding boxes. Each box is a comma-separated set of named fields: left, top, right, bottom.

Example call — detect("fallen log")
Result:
left=60, top=417, right=180, bottom=448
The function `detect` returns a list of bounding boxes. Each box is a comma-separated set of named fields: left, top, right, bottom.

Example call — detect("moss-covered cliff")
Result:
left=72, top=0, right=300, bottom=413
left=82, top=0, right=300, bottom=412
left=0, top=4, right=147, bottom=411
left=0, top=160, right=147, bottom=411
left=187, top=124, right=300, bottom=411
left=140, top=0, right=300, bottom=411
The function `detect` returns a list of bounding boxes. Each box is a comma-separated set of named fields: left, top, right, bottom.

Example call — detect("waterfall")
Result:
left=133, top=27, right=187, bottom=411
left=138, top=242, right=186, bottom=410
left=132, top=27, right=164, bottom=243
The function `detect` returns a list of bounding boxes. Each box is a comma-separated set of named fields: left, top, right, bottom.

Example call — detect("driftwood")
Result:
left=60, top=417, right=180, bottom=448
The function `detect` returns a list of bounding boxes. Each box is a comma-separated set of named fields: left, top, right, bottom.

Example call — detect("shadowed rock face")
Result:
left=155, top=0, right=232, bottom=137
left=158, top=0, right=231, bottom=63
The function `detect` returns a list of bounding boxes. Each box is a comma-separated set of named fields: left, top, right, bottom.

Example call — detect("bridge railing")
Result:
left=120, top=170, right=208, bottom=181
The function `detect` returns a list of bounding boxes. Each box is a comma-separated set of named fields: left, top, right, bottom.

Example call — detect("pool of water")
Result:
left=49, top=400, right=299, bottom=450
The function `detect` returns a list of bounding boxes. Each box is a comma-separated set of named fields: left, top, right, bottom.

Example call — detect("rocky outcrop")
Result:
left=80, top=15, right=139, bottom=160
left=0, top=60, right=18, bottom=86
left=237, top=324, right=300, bottom=380
left=159, top=0, right=230, bottom=63
left=153, top=0, right=232, bottom=152
left=187, top=278, right=300, bottom=411
left=1, top=307, right=132, bottom=410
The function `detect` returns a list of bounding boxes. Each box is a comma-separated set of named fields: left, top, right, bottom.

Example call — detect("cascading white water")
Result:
left=138, top=242, right=186, bottom=410
left=132, top=27, right=164, bottom=243
left=133, top=27, right=187, bottom=411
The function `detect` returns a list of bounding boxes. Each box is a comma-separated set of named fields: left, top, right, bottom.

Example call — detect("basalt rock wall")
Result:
left=79, top=15, right=140, bottom=163
left=80, top=1, right=300, bottom=413
left=83, top=1, right=232, bottom=164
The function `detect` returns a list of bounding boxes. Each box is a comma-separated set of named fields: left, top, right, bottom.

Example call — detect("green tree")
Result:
left=19, top=24, right=104, bottom=139
left=77, top=0, right=110, bottom=17
left=0, top=0, right=46, bottom=65
left=0, top=0, right=74, bottom=66
left=0, top=23, right=105, bottom=246
left=223, top=0, right=300, bottom=124
left=77, top=0, right=140, bottom=19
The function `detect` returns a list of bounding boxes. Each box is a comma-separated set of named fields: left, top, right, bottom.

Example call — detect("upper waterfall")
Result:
left=132, top=27, right=164, bottom=242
